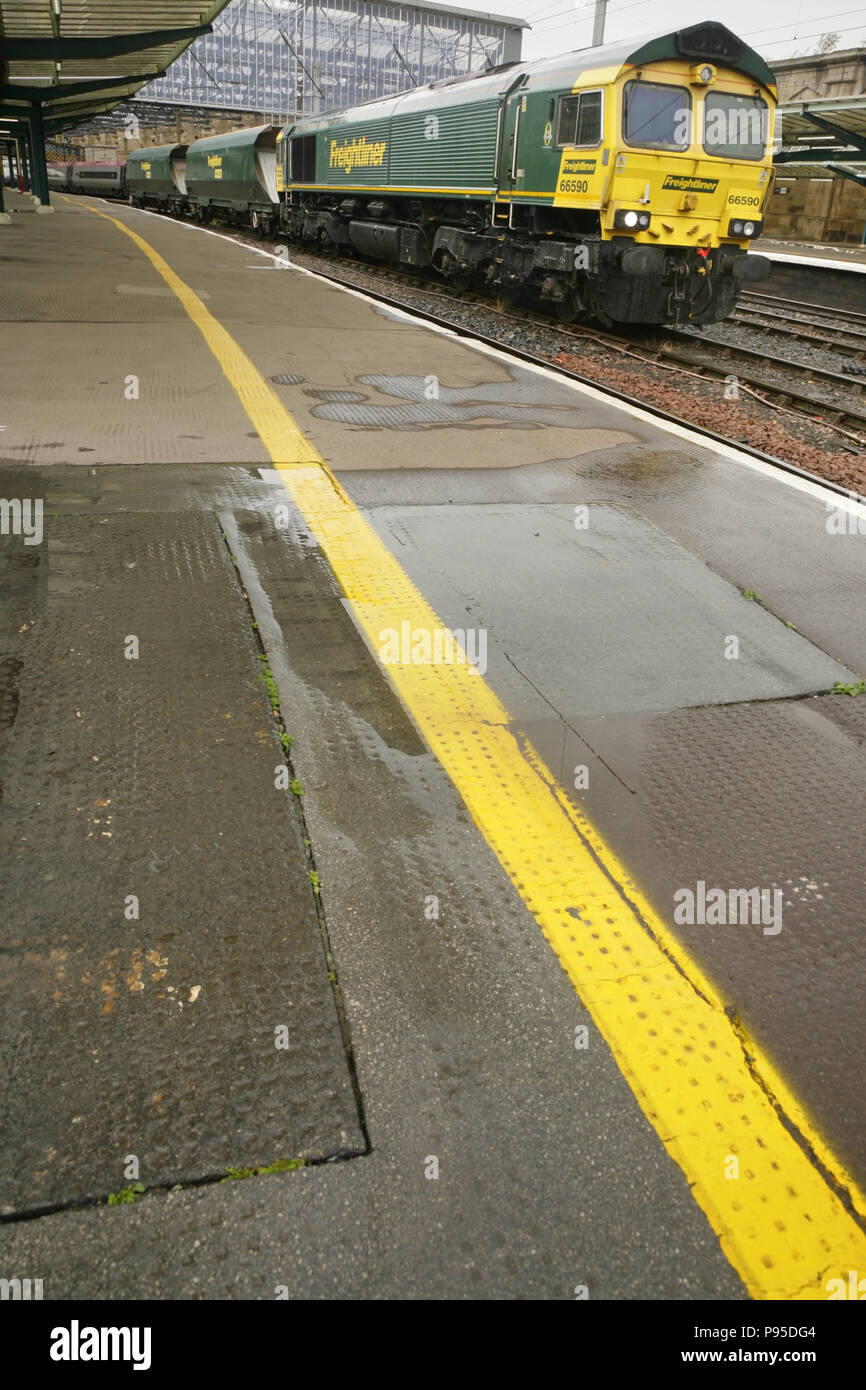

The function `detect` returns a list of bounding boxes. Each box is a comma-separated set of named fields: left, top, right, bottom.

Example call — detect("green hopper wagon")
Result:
left=126, top=144, right=188, bottom=213
left=185, top=125, right=282, bottom=233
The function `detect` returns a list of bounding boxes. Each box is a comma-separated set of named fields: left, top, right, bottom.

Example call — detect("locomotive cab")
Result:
left=509, top=21, right=777, bottom=323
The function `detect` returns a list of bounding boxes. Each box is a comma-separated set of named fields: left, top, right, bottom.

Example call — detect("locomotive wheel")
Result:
left=554, top=290, right=584, bottom=323
left=494, top=287, right=521, bottom=312
left=448, top=271, right=473, bottom=293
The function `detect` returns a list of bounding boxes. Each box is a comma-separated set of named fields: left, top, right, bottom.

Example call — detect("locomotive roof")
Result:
left=578, top=20, right=776, bottom=90
left=187, top=124, right=280, bottom=153
left=127, top=143, right=187, bottom=162
left=279, top=20, right=776, bottom=136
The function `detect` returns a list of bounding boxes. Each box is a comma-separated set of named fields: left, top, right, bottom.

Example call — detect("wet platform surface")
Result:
left=759, top=238, right=866, bottom=267
left=1, top=190, right=865, bottom=1296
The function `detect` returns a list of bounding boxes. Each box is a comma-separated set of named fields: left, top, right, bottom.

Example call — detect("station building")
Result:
left=138, top=0, right=526, bottom=119
left=45, top=0, right=526, bottom=162
left=766, top=45, right=866, bottom=245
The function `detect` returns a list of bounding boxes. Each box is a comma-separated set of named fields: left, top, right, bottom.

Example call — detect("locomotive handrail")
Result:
left=510, top=102, right=521, bottom=183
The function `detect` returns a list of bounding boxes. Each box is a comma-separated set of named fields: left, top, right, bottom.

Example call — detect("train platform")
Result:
left=750, top=236, right=866, bottom=309
left=759, top=237, right=866, bottom=269
left=2, top=187, right=866, bottom=1301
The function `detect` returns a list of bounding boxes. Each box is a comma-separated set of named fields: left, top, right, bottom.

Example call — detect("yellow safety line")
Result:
left=82, top=199, right=866, bottom=1299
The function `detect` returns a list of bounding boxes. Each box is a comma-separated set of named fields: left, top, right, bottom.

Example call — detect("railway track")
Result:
left=730, top=291, right=866, bottom=355
left=659, top=329, right=866, bottom=438
left=738, top=289, right=866, bottom=331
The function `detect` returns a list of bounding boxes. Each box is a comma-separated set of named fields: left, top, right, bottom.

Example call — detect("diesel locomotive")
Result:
left=124, top=21, right=778, bottom=327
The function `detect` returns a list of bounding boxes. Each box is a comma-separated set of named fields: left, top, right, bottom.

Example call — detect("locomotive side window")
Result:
left=623, top=81, right=690, bottom=151
left=702, top=92, right=768, bottom=160
left=556, top=90, right=602, bottom=147
left=290, top=135, right=316, bottom=183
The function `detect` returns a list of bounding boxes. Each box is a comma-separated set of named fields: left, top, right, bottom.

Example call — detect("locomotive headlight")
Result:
left=728, top=218, right=762, bottom=238
left=614, top=209, right=650, bottom=231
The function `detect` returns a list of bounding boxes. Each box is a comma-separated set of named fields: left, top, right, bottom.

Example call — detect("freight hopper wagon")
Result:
left=126, top=144, right=188, bottom=214
left=185, top=126, right=281, bottom=233
left=278, top=21, right=778, bottom=325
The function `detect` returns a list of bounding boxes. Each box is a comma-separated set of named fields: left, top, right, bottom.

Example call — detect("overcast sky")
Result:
left=490, top=1, right=866, bottom=64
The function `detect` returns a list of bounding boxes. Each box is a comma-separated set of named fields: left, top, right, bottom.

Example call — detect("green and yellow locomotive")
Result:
left=278, top=20, right=777, bottom=325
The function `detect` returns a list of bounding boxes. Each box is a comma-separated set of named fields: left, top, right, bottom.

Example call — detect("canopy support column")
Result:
left=29, top=101, right=52, bottom=207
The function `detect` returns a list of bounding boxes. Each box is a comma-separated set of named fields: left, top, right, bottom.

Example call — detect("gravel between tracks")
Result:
left=266, top=240, right=866, bottom=494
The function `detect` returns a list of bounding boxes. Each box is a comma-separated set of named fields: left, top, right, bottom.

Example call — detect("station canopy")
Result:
left=0, top=1, right=233, bottom=135
left=774, top=95, right=866, bottom=187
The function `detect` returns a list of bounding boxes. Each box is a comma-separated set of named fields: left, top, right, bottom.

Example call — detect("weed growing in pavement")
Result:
left=107, top=1183, right=145, bottom=1206
left=221, top=1159, right=305, bottom=1182
left=742, top=589, right=761, bottom=602
left=257, top=653, right=280, bottom=710
left=290, top=778, right=303, bottom=796
left=834, top=679, right=866, bottom=696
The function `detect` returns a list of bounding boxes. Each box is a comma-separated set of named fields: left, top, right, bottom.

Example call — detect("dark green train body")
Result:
left=185, top=126, right=281, bottom=232
left=126, top=22, right=778, bottom=326
left=127, top=144, right=188, bottom=213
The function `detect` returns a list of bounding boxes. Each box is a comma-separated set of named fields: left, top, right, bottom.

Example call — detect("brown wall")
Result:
left=772, top=49, right=866, bottom=103
left=50, top=105, right=268, bottom=164
left=766, top=48, right=866, bottom=244
left=765, top=173, right=866, bottom=244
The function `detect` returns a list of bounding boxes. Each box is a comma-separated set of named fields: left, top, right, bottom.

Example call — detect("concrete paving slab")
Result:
left=366, top=501, right=855, bottom=716
left=0, top=198, right=266, bottom=467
